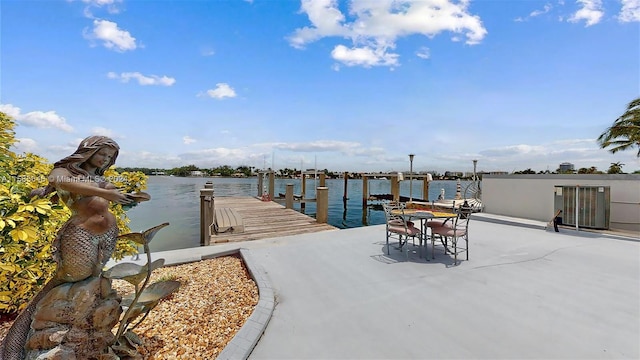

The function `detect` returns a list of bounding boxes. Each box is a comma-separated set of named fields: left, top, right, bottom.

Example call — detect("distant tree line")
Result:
left=513, top=161, right=635, bottom=175
left=117, top=163, right=638, bottom=178
left=117, top=165, right=255, bottom=177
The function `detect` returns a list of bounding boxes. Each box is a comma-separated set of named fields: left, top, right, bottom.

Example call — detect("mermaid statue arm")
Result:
left=48, top=168, right=132, bottom=205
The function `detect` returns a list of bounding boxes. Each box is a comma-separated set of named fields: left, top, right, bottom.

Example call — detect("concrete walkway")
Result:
left=113, top=216, right=640, bottom=359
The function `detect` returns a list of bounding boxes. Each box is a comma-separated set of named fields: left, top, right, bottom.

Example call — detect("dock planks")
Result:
left=210, top=196, right=338, bottom=243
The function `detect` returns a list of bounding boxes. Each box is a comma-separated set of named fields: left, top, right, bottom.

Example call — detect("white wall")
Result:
left=482, top=174, right=640, bottom=233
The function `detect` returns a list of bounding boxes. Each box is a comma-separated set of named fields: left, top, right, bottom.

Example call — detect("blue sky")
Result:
left=1, top=0, right=639, bottom=174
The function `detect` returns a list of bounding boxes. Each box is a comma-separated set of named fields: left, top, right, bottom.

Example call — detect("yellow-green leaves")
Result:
left=9, top=226, right=39, bottom=242
left=0, top=111, right=148, bottom=313
left=17, top=199, right=51, bottom=215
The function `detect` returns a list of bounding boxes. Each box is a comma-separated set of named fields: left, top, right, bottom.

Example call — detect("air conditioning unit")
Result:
left=554, top=185, right=610, bottom=229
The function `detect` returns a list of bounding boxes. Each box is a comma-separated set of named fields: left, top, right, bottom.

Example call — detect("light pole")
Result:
left=409, top=154, right=415, bottom=201
left=473, top=159, right=478, bottom=182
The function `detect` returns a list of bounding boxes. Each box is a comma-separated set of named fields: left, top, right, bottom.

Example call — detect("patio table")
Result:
left=390, top=209, right=457, bottom=258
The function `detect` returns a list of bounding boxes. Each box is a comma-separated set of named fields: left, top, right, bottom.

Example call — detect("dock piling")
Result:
left=200, top=182, right=214, bottom=246
left=343, top=172, right=349, bottom=203
left=391, top=174, right=400, bottom=202
left=285, top=184, right=294, bottom=209
left=362, top=176, right=368, bottom=207
left=316, top=186, right=329, bottom=223
left=268, top=171, right=275, bottom=200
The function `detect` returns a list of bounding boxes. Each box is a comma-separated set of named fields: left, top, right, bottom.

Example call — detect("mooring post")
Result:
left=423, top=177, right=429, bottom=201
left=319, top=173, right=326, bottom=187
left=300, top=172, right=306, bottom=210
left=301, top=172, right=306, bottom=199
left=200, top=182, right=214, bottom=246
left=343, top=172, right=349, bottom=203
left=391, top=174, right=400, bottom=202
left=423, top=173, right=432, bottom=201
left=316, top=186, right=329, bottom=223
left=257, top=172, right=263, bottom=197
left=268, top=171, right=275, bottom=200
left=362, top=175, right=368, bottom=208
left=285, top=183, right=294, bottom=209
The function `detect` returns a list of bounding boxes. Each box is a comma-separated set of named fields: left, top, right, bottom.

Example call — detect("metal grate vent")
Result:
left=554, top=185, right=610, bottom=229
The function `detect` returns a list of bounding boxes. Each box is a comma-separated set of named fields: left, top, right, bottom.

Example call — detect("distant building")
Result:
left=444, top=171, right=463, bottom=178
left=559, top=162, right=575, bottom=172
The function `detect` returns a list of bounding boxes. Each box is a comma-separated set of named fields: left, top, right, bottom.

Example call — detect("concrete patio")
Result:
left=120, top=215, right=640, bottom=359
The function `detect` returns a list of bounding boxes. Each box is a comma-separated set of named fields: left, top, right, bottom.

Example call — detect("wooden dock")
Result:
left=210, top=196, right=338, bottom=243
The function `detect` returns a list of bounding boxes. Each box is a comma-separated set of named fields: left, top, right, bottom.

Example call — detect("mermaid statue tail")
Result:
left=0, top=278, right=63, bottom=360
left=0, top=222, right=118, bottom=360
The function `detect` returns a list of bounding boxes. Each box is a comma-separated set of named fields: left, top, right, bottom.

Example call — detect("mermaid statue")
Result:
left=1, top=136, right=137, bottom=360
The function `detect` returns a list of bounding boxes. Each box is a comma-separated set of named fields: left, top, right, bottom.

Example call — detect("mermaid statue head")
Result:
left=54, top=136, right=120, bottom=177
left=30, top=136, right=120, bottom=199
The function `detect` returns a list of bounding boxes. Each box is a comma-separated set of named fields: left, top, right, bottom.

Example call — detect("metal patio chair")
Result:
left=430, top=203, right=474, bottom=264
left=382, top=201, right=422, bottom=259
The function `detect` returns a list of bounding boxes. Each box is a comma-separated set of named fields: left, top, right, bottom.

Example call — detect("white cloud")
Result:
left=0, top=104, right=74, bottom=132
left=288, top=0, right=348, bottom=49
left=118, top=150, right=184, bottom=169
left=13, top=138, right=39, bottom=154
left=164, top=140, right=386, bottom=169
left=270, top=140, right=362, bottom=153
left=619, top=0, right=640, bottom=22
left=204, top=83, right=237, bottom=99
left=183, top=136, right=197, bottom=145
left=288, top=0, right=487, bottom=68
left=91, top=127, right=116, bottom=137
left=416, top=46, right=430, bottom=59
left=107, top=71, right=176, bottom=86
left=80, top=0, right=122, bottom=18
left=81, top=0, right=119, bottom=4
left=568, top=0, right=604, bottom=26
left=84, top=19, right=137, bottom=52
left=474, top=138, right=640, bottom=172
left=0, top=103, right=20, bottom=118
left=200, top=46, right=215, bottom=56
left=515, top=2, right=553, bottom=21
left=19, top=111, right=74, bottom=133
left=331, top=45, right=398, bottom=67
left=179, top=148, right=252, bottom=164
left=105, top=135, right=640, bottom=172
left=531, top=3, right=553, bottom=17
left=481, top=144, right=548, bottom=157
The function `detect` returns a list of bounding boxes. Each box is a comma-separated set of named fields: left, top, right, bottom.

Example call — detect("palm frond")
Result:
left=598, top=97, right=640, bottom=157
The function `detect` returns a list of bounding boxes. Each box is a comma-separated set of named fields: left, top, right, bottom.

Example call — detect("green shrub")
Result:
left=0, top=112, right=145, bottom=313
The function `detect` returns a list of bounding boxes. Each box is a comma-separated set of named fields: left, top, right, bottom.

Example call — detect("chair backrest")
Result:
left=382, top=201, right=398, bottom=219
left=452, top=204, right=474, bottom=233
left=382, top=201, right=406, bottom=224
left=430, top=200, right=450, bottom=212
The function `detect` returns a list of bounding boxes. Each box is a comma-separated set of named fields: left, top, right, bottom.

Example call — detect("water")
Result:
left=126, top=176, right=471, bottom=252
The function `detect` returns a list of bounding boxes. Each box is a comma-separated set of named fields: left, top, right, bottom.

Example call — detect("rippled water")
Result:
left=126, top=176, right=471, bottom=252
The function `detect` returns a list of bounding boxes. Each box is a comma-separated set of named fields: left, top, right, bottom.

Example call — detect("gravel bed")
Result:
left=0, top=255, right=259, bottom=359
